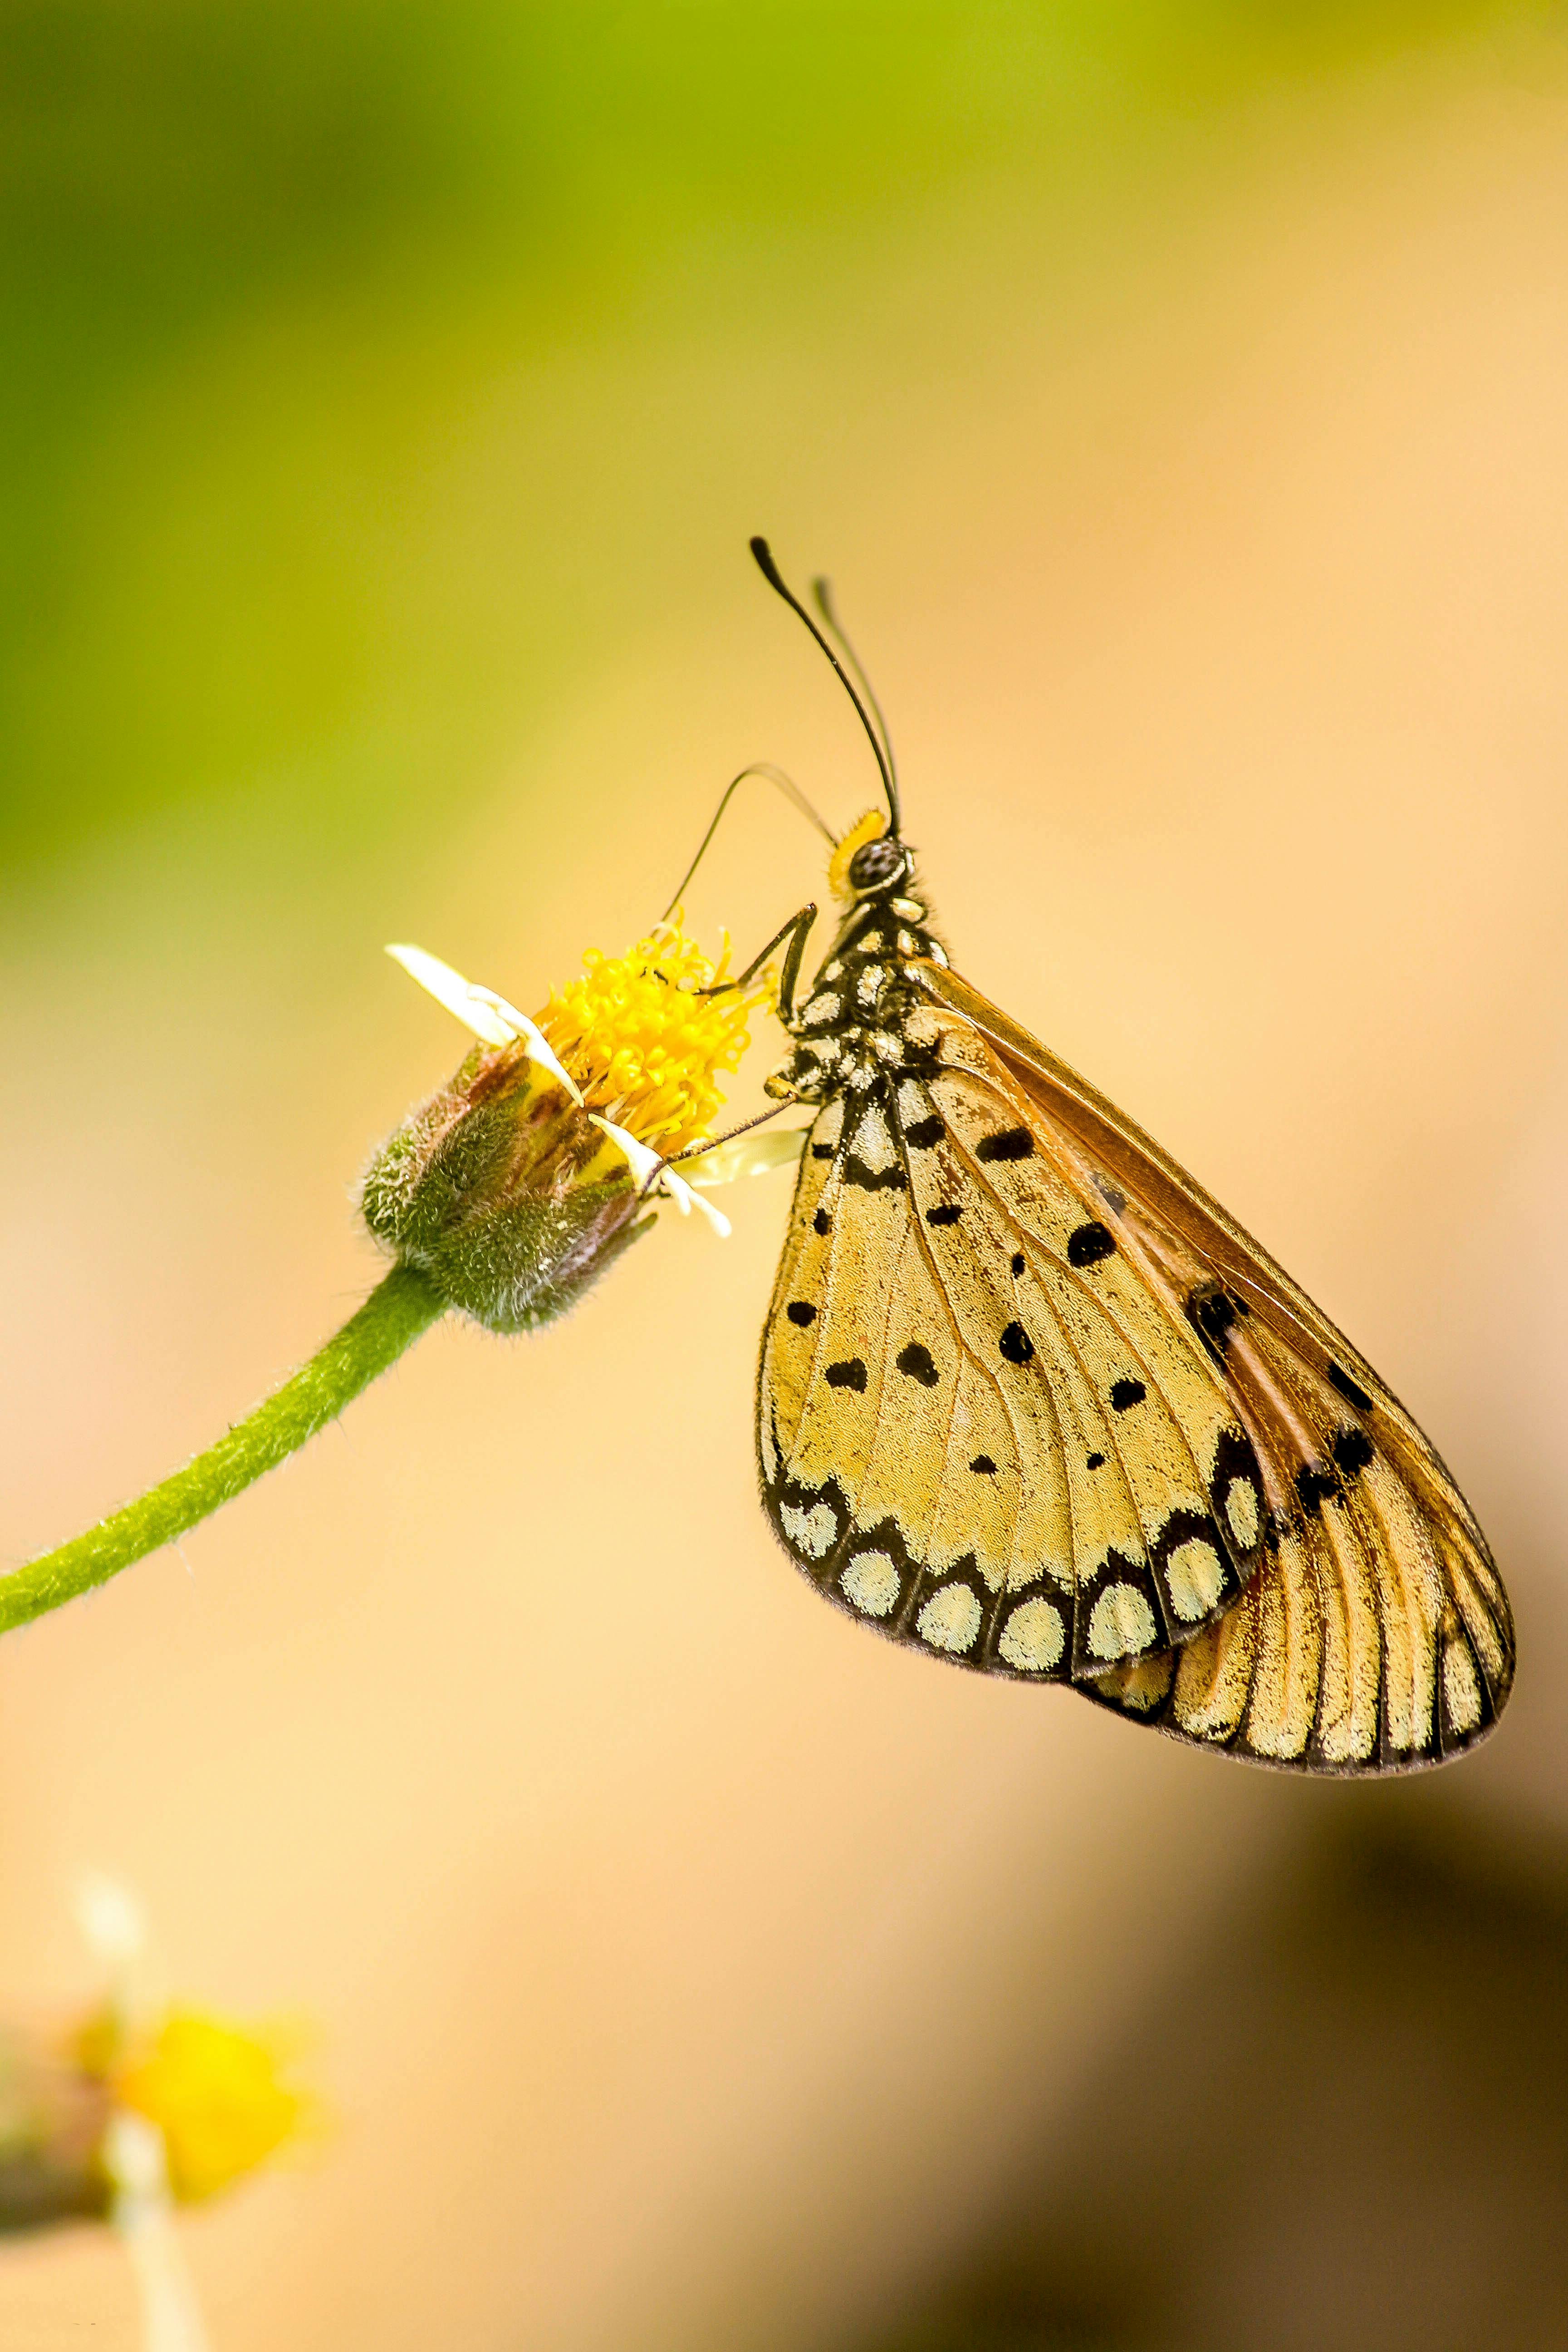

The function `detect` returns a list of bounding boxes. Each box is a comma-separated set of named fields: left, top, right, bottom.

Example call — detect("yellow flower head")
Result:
left=113, top=2009, right=305, bottom=2205
left=366, top=913, right=786, bottom=1333
left=535, top=919, right=769, bottom=1158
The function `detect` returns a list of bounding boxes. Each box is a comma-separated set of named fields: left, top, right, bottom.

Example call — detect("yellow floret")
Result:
left=536, top=918, right=770, bottom=1158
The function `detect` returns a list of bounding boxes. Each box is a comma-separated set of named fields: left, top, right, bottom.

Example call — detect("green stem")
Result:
left=2, top=1264, right=446, bottom=1637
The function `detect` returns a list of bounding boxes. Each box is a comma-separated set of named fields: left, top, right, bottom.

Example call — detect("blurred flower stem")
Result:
left=0, top=1264, right=445, bottom=1638
left=104, top=2112, right=213, bottom=2352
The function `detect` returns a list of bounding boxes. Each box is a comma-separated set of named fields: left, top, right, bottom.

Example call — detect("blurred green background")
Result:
left=3, top=0, right=1553, bottom=874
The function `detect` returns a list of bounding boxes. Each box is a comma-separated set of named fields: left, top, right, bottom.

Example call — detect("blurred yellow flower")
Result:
left=113, top=2010, right=304, bottom=2205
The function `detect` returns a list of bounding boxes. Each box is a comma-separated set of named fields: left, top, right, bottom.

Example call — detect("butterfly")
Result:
left=742, top=537, right=1513, bottom=1774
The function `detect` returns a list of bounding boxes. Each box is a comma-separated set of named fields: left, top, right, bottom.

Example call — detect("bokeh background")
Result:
left=4, top=4, right=1568, bottom=2345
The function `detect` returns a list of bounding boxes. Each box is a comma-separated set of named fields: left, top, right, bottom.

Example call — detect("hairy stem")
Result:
left=1, top=1264, right=445, bottom=1637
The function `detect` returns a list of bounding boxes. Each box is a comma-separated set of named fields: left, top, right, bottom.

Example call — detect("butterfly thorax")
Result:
left=765, top=879, right=951, bottom=1108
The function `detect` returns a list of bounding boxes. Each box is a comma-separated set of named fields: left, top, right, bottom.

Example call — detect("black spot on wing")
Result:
left=786, top=1301, right=817, bottom=1327
left=999, top=1320, right=1034, bottom=1365
left=1152, top=1504, right=1226, bottom=1560
left=826, top=1357, right=868, bottom=1392
left=813, top=1207, right=831, bottom=1236
left=1296, top=1463, right=1338, bottom=1516
left=1328, top=1360, right=1375, bottom=1413
left=970, top=1454, right=998, bottom=1475
left=1110, top=1377, right=1147, bottom=1413
left=896, top=1340, right=941, bottom=1387
left=1331, top=1425, right=1375, bottom=1477
left=811, top=1142, right=835, bottom=1161
left=1086, top=1450, right=1105, bottom=1470
left=903, top=1115, right=944, bottom=1149
left=1186, top=1283, right=1238, bottom=1362
left=1010, top=1251, right=1025, bottom=1276
left=1066, top=1220, right=1116, bottom=1268
left=976, top=1126, right=1034, bottom=1162
left=843, top=1157, right=908, bottom=1192
left=1212, top=1426, right=1259, bottom=1487
left=926, top=1203, right=962, bottom=1226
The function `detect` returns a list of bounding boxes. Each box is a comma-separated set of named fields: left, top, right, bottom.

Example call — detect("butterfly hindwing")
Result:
left=912, top=957, right=1514, bottom=1771
left=913, top=1026, right=1266, bottom=1671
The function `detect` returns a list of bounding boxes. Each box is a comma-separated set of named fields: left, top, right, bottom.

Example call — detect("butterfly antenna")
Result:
left=810, top=573, right=898, bottom=806
left=750, top=535, right=902, bottom=837
left=660, top=762, right=834, bottom=923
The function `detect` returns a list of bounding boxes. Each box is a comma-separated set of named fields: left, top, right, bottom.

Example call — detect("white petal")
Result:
left=682, top=1127, right=811, bottom=1186
left=386, top=946, right=583, bottom=1102
left=76, top=1872, right=164, bottom=2038
left=465, top=989, right=583, bottom=1103
left=671, top=1177, right=732, bottom=1237
left=589, top=1115, right=662, bottom=1190
left=387, top=943, right=516, bottom=1045
left=76, top=1873, right=145, bottom=1970
left=589, top=1117, right=731, bottom=1238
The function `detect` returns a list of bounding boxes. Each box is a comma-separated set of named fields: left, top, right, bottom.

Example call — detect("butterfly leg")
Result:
left=664, top=1097, right=805, bottom=1167
left=700, top=903, right=818, bottom=1026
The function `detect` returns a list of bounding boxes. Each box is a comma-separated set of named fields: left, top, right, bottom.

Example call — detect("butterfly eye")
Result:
left=847, top=837, right=909, bottom=894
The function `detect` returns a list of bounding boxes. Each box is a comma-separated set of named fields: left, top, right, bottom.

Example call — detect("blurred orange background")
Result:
left=3, top=8, right=1568, bottom=2347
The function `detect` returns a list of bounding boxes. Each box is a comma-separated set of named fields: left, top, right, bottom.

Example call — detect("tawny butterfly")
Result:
left=740, top=538, right=1512, bottom=1774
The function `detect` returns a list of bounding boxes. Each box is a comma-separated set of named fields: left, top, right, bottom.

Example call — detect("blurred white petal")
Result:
left=75, top=1874, right=145, bottom=1972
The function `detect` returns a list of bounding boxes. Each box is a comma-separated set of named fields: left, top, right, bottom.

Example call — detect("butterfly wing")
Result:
left=758, top=1021, right=1273, bottom=1684
left=911, top=959, right=1514, bottom=1771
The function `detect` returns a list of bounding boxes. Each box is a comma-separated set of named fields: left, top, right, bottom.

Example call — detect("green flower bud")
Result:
left=0, top=2037, right=111, bottom=2233
left=363, top=923, right=769, bottom=1334
left=361, top=1044, right=651, bottom=1334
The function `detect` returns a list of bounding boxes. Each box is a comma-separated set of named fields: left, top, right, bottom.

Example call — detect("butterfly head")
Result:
left=828, top=808, right=912, bottom=905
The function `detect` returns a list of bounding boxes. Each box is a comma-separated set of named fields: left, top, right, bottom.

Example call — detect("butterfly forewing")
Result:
left=759, top=969, right=1269, bottom=1682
